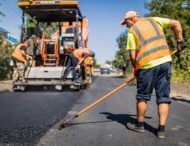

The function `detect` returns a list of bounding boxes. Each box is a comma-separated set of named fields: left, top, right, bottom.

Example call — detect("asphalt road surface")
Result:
left=0, top=86, right=83, bottom=146
left=0, top=76, right=190, bottom=146
left=38, top=76, right=190, bottom=146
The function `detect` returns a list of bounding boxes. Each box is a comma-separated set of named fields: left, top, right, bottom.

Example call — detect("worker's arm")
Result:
left=21, top=50, right=32, bottom=60
left=129, top=50, right=136, bottom=69
left=126, top=32, right=137, bottom=72
left=169, top=19, right=185, bottom=51
left=169, top=20, right=183, bottom=43
left=21, top=50, right=27, bottom=57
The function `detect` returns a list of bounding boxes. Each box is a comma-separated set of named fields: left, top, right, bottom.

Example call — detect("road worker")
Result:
left=27, top=18, right=36, bottom=37
left=11, top=40, right=33, bottom=82
left=63, top=48, right=95, bottom=83
left=120, top=11, right=185, bottom=138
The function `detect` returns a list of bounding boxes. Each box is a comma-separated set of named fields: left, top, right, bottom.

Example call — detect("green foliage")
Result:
left=113, top=31, right=128, bottom=66
left=0, top=35, right=14, bottom=80
left=0, top=34, right=3, bottom=45
left=113, top=30, right=133, bottom=75
left=145, top=0, right=190, bottom=82
left=0, top=55, right=12, bottom=80
left=93, top=57, right=100, bottom=68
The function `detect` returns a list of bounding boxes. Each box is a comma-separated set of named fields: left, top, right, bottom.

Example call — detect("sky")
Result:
left=0, top=0, right=149, bottom=64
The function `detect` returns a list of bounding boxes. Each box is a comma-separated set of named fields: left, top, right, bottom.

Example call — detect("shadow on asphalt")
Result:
left=100, top=112, right=157, bottom=135
left=171, top=97, right=190, bottom=104
left=25, top=85, right=76, bottom=92
left=110, top=75, right=124, bottom=78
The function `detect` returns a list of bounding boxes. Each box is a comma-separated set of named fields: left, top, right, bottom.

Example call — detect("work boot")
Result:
left=157, top=130, right=165, bottom=139
left=157, top=125, right=165, bottom=139
left=126, top=123, right=145, bottom=133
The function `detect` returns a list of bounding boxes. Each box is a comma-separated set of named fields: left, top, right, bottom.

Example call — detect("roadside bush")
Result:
left=172, top=70, right=190, bottom=82
left=0, top=56, right=12, bottom=80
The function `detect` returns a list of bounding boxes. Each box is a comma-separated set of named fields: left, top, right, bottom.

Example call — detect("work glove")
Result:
left=75, top=64, right=80, bottom=70
left=177, top=41, right=186, bottom=52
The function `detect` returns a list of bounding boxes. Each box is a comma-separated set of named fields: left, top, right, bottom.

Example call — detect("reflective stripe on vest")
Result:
left=130, top=17, right=170, bottom=71
left=12, top=44, right=27, bottom=62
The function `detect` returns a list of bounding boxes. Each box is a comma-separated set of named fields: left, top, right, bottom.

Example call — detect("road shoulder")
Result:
left=0, top=80, right=12, bottom=92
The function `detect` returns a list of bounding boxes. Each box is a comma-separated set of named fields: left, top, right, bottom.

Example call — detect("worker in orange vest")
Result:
left=120, top=11, right=185, bottom=138
left=11, top=41, right=33, bottom=82
left=63, top=48, right=95, bottom=82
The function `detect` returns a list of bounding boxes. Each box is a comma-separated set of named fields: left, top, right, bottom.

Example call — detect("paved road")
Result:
left=38, top=76, right=190, bottom=146
left=0, top=86, right=83, bottom=146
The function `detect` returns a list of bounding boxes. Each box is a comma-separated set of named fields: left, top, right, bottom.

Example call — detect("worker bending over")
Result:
left=63, top=48, right=95, bottom=83
left=120, top=11, right=184, bottom=138
left=11, top=40, right=33, bottom=82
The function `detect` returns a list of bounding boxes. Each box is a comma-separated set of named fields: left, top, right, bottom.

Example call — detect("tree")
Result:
left=113, top=30, right=132, bottom=75
left=145, top=0, right=190, bottom=81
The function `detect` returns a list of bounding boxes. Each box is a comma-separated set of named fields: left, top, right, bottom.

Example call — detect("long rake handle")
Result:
left=76, top=77, right=135, bottom=117
left=75, top=49, right=179, bottom=117
left=59, top=49, right=180, bottom=129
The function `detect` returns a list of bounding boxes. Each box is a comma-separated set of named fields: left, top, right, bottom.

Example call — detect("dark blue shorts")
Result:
left=136, top=62, right=172, bottom=104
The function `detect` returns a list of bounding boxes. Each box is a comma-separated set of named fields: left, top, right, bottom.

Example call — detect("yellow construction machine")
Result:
left=13, top=0, right=94, bottom=91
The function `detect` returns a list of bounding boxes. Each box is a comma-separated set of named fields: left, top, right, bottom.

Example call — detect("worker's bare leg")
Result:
left=137, top=99, right=147, bottom=122
left=12, top=67, right=19, bottom=82
left=126, top=99, right=147, bottom=133
left=158, top=103, right=169, bottom=125
left=156, top=103, right=169, bottom=138
left=17, top=62, right=25, bottom=82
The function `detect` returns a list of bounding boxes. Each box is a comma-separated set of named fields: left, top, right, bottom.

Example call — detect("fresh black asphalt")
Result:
left=0, top=86, right=83, bottom=146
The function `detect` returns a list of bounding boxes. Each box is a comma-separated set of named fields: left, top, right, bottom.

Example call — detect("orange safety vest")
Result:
left=130, top=17, right=171, bottom=72
left=12, top=44, right=27, bottom=62
left=73, top=48, right=91, bottom=62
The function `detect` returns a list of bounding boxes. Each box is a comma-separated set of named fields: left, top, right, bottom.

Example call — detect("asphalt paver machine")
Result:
left=14, top=0, right=90, bottom=91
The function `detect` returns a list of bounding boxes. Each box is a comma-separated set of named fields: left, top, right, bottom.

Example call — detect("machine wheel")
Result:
left=12, top=85, right=26, bottom=92
left=55, top=85, right=63, bottom=91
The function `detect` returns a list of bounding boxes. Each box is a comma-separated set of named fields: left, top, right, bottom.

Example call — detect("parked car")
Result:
left=100, top=67, right=110, bottom=74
